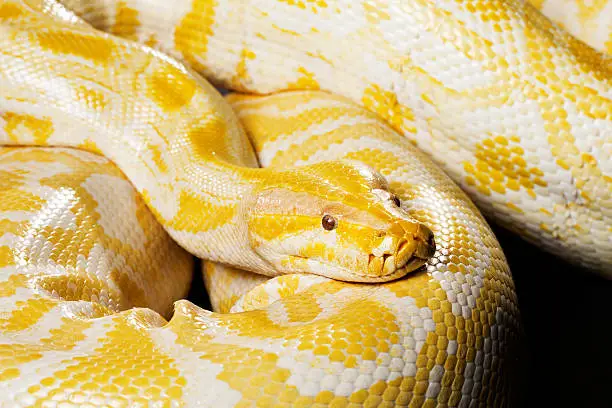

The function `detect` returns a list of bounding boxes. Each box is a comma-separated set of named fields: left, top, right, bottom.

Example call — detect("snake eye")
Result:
left=322, top=214, right=337, bottom=231
left=391, top=195, right=401, bottom=207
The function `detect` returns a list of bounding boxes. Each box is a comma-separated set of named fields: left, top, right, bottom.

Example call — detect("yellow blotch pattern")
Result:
left=269, top=121, right=401, bottom=168
left=146, top=65, right=197, bottom=112
left=176, top=267, right=517, bottom=408
left=522, top=21, right=611, bottom=205
left=363, top=1, right=390, bottom=24
left=529, top=0, right=611, bottom=54
left=528, top=0, right=545, bottom=8
left=0, top=188, right=45, bottom=212
left=362, top=85, right=416, bottom=133
left=236, top=103, right=365, bottom=151
left=241, top=275, right=342, bottom=313
left=0, top=296, right=58, bottom=332
left=278, top=0, right=328, bottom=12
left=562, top=80, right=611, bottom=121
left=463, top=135, right=547, bottom=197
left=147, top=143, right=169, bottom=174
left=575, top=0, right=609, bottom=26
left=172, top=313, right=295, bottom=407
left=231, top=48, right=257, bottom=89
left=185, top=115, right=247, bottom=165
left=172, top=296, right=420, bottom=407
left=35, top=269, right=148, bottom=313
left=523, top=3, right=610, bottom=81
left=1, top=147, right=192, bottom=318
left=36, top=29, right=115, bottom=63
left=275, top=274, right=302, bottom=299
left=77, top=139, right=104, bottom=156
left=236, top=285, right=271, bottom=312
left=462, top=0, right=513, bottom=24
left=110, top=1, right=141, bottom=41
left=0, top=2, right=25, bottom=20
left=343, top=149, right=404, bottom=181
left=29, top=313, right=186, bottom=406
left=2, top=112, right=54, bottom=144
left=75, top=86, right=108, bottom=110
left=169, top=190, right=237, bottom=232
left=0, top=273, right=28, bottom=297
left=0, top=317, right=93, bottom=383
left=250, top=215, right=317, bottom=243
left=202, top=263, right=270, bottom=313
left=0, top=368, right=20, bottom=381
left=174, top=0, right=217, bottom=72
left=385, top=271, right=516, bottom=407
left=286, top=67, right=321, bottom=90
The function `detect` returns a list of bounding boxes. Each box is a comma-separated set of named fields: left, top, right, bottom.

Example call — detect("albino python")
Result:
left=0, top=0, right=609, bottom=407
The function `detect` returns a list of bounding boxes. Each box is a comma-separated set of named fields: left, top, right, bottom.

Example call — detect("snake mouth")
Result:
left=367, top=227, right=436, bottom=278
left=285, top=226, right=435, bottom=282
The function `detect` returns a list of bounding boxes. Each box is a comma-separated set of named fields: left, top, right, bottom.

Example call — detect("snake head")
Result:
left=247, top=160, right=435, bottom=282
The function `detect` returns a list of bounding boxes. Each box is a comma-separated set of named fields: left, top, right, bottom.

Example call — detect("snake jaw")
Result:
left=367, top=225, right=436, bottom=278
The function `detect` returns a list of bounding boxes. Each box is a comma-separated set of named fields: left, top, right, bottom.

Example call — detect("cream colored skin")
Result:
left=0, top=1, right=522, bottom=406
left=530, top=0, right=612, bottom=54
left=0, top=0, right=607, bottom=407
left=60, top=0, right=612, bottom=274
left=0, top=0, right=434, bottom=283
left=0, top=94, right=520, bottom=407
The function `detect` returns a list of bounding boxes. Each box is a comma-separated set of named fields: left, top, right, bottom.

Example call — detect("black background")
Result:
left=187, top=222, right=612, bottom=407
left=492, top=225, right=612, bottom=408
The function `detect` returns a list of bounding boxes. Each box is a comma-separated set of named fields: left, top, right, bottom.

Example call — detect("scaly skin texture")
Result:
left=0, top=0, right=609, bottom=406
left=0, top=0, right=435, bottom=282
left=0, top=1, right=523, bottom=407
left=0, top=98, right=520, bottom=407
left=61, top=0, right=612, bottom=274
left=529, top=0, right=612, bottom=54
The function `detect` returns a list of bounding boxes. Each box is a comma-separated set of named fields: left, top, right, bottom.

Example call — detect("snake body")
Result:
left=0, top=0, right=609, bottom=406
left=56, top=0, right=612, bottom=274
left=531, top=0, right=612, bottom=54
left=3, top=0, right=443, bottom=284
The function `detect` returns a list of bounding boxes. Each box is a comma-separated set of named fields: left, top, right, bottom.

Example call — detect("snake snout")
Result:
left=367, top=223, right=436, bottom=278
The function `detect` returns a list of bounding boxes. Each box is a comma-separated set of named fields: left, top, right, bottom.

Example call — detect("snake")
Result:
left=0, top=0, right=609, bottom=407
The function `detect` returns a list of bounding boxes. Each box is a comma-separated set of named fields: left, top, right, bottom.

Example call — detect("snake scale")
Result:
left=0, top=0, right=609, bottom=407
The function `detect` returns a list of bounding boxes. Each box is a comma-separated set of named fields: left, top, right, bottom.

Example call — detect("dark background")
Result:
left=187, top=223, right=612, bottom=407
left=492, top=226, right=612, bottom=408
